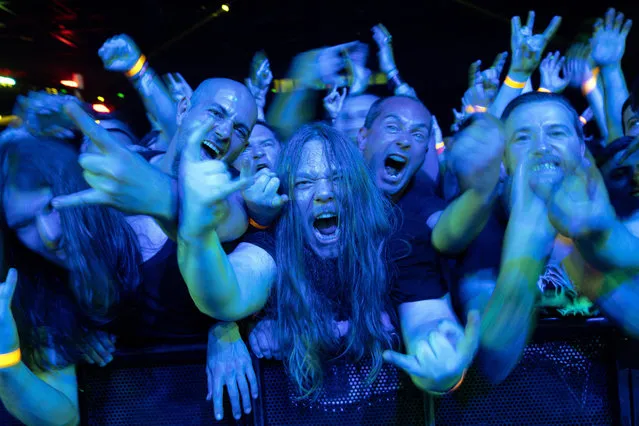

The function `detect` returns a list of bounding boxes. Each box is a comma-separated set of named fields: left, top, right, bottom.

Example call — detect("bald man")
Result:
left=161, top=78, right=258, bottom=176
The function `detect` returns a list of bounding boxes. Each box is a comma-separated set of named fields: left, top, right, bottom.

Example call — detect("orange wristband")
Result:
left=579, top=116, right=587, bottom=125
left=0, top=348, right=21, bottom=369
left=429, top=369, right=466, bottom=396
left=581, top=67, right=600, bottom=96
left=504, top=76, right=526, bottom=89
left=125, top=55, right=147, bottom=78
left=537, top=87, right=551, bottom=93
left=249, top=218, right=269, bottom=230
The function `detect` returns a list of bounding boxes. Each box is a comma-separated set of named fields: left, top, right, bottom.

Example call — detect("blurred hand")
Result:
left=383, top=312, right=479, bottom=393
left=591, top=8, right=632, bottom=66
left=448, top=114, right=505, bottom=195
left=79, top=330, right=116, bottom=367
left=51, top=103, right=175, bottom=221
left=565, top=43, right=595, bottom=88
left=98, top=34, right=142, bottom=73
left=163, top=72, right=194, bottom=103
left=371, top=24, right=396, bottom=75
left=539, top=51, right=571, bottom=93
left=0, top=269, right=19, bottom=353
left=242, top=169, right=288, bottom=227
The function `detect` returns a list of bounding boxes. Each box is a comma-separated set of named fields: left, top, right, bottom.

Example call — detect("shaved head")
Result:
left=166, top=78, right=258, bottom=175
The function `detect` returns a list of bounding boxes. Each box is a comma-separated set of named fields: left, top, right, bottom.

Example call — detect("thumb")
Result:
left=181, top=117, right=217, bottom=164
left=2, top=268, right=18, bottom=301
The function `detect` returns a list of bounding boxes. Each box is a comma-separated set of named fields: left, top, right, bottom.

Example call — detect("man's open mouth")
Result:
left=383, top=153, right=408, bottom=180
left=201, top=139, right=222, bottom=160
left=312, top=212, right=339, bottom=242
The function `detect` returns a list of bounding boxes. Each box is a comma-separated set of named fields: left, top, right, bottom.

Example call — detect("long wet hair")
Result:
left=274, top=123, right=394, bottom=399
left=0, top=137, right=141, bottom=371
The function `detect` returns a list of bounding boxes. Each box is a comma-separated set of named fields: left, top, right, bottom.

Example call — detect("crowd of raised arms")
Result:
left=0, top=7, right=638, bottom=425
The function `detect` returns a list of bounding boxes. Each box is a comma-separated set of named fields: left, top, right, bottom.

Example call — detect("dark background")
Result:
left=1, top=0, right=637, bottom=134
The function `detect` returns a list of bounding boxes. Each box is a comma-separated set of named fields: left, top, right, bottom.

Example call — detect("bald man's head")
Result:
left=171, top=78, right=258, bottom=173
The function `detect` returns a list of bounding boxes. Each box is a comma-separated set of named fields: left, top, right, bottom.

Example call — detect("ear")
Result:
left=176, top=96, right=191, bottom=127
left=357, top=127, right=368, bottom=152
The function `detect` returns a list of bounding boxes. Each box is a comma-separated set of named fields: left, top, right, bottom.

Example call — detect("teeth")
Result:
left=388, top=154, right=406, bottom=163
left=532, top=162, right=558, bottom=172
left=202, top=140, right=221, bottom=157
left=317, top=213, right=336, bottom=219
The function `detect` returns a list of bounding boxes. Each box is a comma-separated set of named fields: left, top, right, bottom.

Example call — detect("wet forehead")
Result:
left=377, top=97, right=431, bottom=127
left=249, top=125, right=277, bottom=144
left=298, top=140, right=331, bottom=175
left=506, top=101, right=575, bottom=133
left=198, top=83, right=256, bottom=127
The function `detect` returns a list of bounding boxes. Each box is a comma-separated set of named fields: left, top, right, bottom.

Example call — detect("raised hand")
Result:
left=163, top=72, right=194, bottom=103
left=178, top=115, right=253, bottom=239
left=545, top=159, right=617, bottom=240
left=539, top=51, right=571, bottom=93
left=206, top=322, right=258, bottom=421
left=447, top=114, right=505, bottom=195
left=51, top=103, right=175, bottom=221
left=591, top=8, right=632, bottom=66
left=383, top=312, right=480, bottom=393
left=292, top=41, right=361, bottom=89
left=565, top=43, right=595, bottom=88
left=510, top=11, right=562, bottom=77
left=481, top=52, right=509, bottom=90
left=98, top=34, right=142, bottom=73
left=371, top=24, right=396, bottom=75
left=248, top=51, right=274, bottom=91
left=248, top=319, right=281, bottom=360
left=344, top=43, right=371, bottom=95
left=0, top=269, right=19, bottom=353
left=242, top=168, right=289, bottom=227
left=22, top=92, right=78, bottom=139
left=323, top=86, right=348, bottom=121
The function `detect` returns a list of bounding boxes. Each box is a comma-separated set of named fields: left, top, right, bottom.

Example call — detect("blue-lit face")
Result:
left=294, top=139, right=341, bottom=259
left=232, top=124, right=281, bottom=174
left=504, top=101, right=584, bottom=195
left=2, top=165, right=67, bottom=268
left=623, top=104, right=639, bottom=137
left=334, top=94, right=379, bottom=142
left=359, top=97, right=431, bottom=200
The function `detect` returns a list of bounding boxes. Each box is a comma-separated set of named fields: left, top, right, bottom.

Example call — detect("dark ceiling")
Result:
left=1, top=0, right=638, bottom=131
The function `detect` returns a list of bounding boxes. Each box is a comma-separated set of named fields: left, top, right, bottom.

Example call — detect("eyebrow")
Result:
left=384, top=114, right=429, bottom=129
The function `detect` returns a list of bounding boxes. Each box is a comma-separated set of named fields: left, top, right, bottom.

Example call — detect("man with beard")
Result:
left=473, top=92, right=639, bottom=382
left=192, top=122, right=479, bottom=404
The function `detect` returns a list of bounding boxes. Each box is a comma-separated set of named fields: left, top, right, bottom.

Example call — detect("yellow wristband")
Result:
left=464, top=105, right=475, bottom=114
left=0, top=348, right=21, bottom=369
left=579, top=116, right=587, bottom=125
left=249, top=218, right=269, bottom=230
left=429, top=369, right=467, bottom=396
left=581, top=67, right=600, bottom=96
left=504, top=76, right=526, bottom=89
left=125, top=55, right=147, bottom=78
left=464, top=105, right=486, bottom=114
left=537, top=87, right=551, bottom=93
left=474, top=105, right=487, bottom=113
left=435, top=141, right=445, bottom=151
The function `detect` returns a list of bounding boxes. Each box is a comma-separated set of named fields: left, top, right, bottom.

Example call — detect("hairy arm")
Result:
left=178, top=238, right=275, bottom=321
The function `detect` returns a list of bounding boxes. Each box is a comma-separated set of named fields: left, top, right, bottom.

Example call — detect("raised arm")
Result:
left=0, top=269, right=78, bottom=426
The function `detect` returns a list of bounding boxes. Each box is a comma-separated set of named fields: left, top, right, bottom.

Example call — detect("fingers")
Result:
left=218, top=176, right=255, bottom=201
left=86, top=335, right=113, bottom=366
left=271, top=194, right=289, bottom=208
left=468, top=60, right=481, bottom=88
left=382, top=350, right=420, bottom=376
left=225, top=377, right=242, bottom=420
left=51, top=189, right=110, bottom=209
left=1, top=269, right=18, bottom=301
left=236, top=373, right=252, bottom=415
left=492, top=52, right=508, bottom=76
left=206, top=367, right=213, bottom=400
left=604, top=8, right=614, bottom=30
left=456, top=310, right=481, bottom=365
left=249, top=331, right=263, bottom=359
left=245, top=363, right=259, bottom=400
left=542, top=16, right=562, bottom=42
left=256, top=330, right=272, bottom=359
left=525, top=11, right=535, bottom=32
left=212, top=373, right=225, bottom=421
left=64, top=103, right=120, bottom=153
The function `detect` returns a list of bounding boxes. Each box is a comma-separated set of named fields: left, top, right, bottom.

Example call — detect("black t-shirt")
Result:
left=242, top=174, right=448, bottom=314
left=105, top=239, right=239, bottom=346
